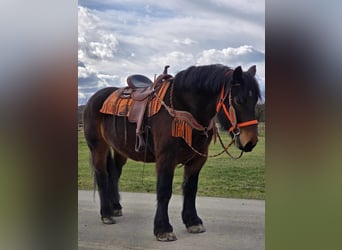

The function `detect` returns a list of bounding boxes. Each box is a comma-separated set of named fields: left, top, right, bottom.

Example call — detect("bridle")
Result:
left=215, top=81, right=258, bottom=139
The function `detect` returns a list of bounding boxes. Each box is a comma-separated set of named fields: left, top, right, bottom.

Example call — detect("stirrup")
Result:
left=135, top=133, right=146, bottom=152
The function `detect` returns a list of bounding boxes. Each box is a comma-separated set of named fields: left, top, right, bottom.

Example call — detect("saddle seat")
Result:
left=126, top=74, right=153, bottom=88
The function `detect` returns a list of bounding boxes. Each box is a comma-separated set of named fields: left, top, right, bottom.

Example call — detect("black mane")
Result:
left=173, top=63, right=261, bottom=101
left=173, top=64, right=231, bottom=94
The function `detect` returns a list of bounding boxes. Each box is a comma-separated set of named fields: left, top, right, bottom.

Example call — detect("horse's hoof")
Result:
left=113, top=209, right=122, bottom=217
left=156, top=232, right=177, bottom=241
left=187, top=224, right=206, bottom=233
left=101, top=216, right=116, bottom=224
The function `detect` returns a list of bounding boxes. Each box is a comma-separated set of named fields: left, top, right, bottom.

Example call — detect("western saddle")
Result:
left=100, top=65, right=173, bottom=152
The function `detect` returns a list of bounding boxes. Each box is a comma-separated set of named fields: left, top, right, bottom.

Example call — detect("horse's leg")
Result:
left=107, top=150, right=127, bottom=217
left=91, top=141, right=116, bottom=224
left=83, top=87, right=120, bottom=224
left=154, top=159, right=177, bottom=241
left=182, top=156, right=207, bottom=233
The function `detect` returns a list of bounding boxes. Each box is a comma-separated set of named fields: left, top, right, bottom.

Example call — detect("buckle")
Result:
left=231, top=127, right=240, bottom=140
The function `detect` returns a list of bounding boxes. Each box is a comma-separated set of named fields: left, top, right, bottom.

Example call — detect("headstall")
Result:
left=215, top=82, right=258, bottom=138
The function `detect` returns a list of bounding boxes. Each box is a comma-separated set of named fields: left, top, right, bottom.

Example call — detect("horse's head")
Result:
left=217, top=65, right=261, bottom=152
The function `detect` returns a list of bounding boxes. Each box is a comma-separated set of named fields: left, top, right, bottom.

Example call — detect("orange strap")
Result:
left=237, top=120, right=258, bottom=128
left=228, top=119, right=258, bottom=132
left=221, top=98, right=231, bottom=118
left=216, top=83, right=259, bottom=132
left=216, top=85, right=226, bottom=112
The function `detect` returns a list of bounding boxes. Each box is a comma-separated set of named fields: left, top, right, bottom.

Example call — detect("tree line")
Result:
left=255, top=103, right=265, bottom=122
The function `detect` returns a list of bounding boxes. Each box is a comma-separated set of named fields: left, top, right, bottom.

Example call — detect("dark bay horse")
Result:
left=83, top=64, right=261, bottom=241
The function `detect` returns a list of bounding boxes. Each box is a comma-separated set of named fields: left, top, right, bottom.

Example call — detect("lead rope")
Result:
left=217, top=131, right=243, bottom=159
left=182, top=130, right=243, bottom=159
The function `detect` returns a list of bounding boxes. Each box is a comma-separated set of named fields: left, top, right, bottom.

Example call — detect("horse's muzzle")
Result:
left=234, top=128, right=258, bottom=152
left=241, top=140, right=257, bottom=152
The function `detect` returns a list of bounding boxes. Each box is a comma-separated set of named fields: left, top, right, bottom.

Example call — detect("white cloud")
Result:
left=78, top=6, right=119, bottom=60
left=197, top=45, right=264, bottom=65
left=173, top=38, right=196, bottom=45
left=78, top=1, right=265, bottom=104
left=150, top=51, right=194, bottom=72
left=222, top=45, right=255, bottom=56
left=78, top=60, right=123, bottom=104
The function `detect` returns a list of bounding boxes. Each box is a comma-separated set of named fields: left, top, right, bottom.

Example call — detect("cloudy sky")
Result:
left=78, top=0, right=265, bottom=105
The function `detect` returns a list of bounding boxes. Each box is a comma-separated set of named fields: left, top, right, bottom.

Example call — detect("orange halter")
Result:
left=216, top=83, right=258, bottom=133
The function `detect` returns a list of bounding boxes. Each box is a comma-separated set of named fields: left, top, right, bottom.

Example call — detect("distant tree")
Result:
left=78, top=105, right=85, bottom=125
left=255, top=103, right=265, bottom=122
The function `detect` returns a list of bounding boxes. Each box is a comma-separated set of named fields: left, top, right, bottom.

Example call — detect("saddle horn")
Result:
left=163, top=65, right=170, bottom=74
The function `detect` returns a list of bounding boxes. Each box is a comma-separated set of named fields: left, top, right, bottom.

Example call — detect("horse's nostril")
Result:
left=244, top=141, right=255, bottom=152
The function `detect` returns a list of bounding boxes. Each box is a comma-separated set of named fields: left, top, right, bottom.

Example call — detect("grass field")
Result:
left=78, top=124, right=265, bottom=199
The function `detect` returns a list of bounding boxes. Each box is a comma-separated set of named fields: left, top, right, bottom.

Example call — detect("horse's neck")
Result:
left=173, top=90, right=217, bottom=127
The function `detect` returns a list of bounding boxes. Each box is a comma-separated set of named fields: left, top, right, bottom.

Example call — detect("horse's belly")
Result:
left=111, top=143, right=156, bottom=163
left=102, top=116, right=156, bottom=162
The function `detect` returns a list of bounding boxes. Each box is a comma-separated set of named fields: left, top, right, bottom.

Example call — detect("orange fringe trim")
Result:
left=171, top=118, right=193, bottom=146
left=147, top=82, right=170, bottom=116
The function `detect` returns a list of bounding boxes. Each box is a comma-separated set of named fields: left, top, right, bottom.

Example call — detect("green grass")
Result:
left=78, top=124, right=265, bottom=199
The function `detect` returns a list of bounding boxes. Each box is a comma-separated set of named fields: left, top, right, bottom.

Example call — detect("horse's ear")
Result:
left=233, top=66, right=243, bottom=81
left=248, top=65, right=256, bottom=76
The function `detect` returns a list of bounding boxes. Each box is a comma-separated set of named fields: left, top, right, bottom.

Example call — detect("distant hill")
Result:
left=78, top=105, right=85, bottom=125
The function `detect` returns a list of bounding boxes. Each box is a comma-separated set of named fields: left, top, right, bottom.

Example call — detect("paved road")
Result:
left=78, top=191, right=264, bottom=250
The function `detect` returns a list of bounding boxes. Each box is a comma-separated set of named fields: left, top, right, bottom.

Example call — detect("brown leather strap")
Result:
left=171, top=109, right=215, bottom=133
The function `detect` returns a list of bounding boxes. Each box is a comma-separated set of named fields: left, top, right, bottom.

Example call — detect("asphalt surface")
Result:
left=78, top=190, right=264, bottom=250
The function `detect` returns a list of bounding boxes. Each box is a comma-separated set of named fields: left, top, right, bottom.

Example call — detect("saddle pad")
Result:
left=99, top=81, right=170, bottom=117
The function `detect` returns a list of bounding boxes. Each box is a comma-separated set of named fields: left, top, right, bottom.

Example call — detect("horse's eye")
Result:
left=235, top=97, right=244, bottom=105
